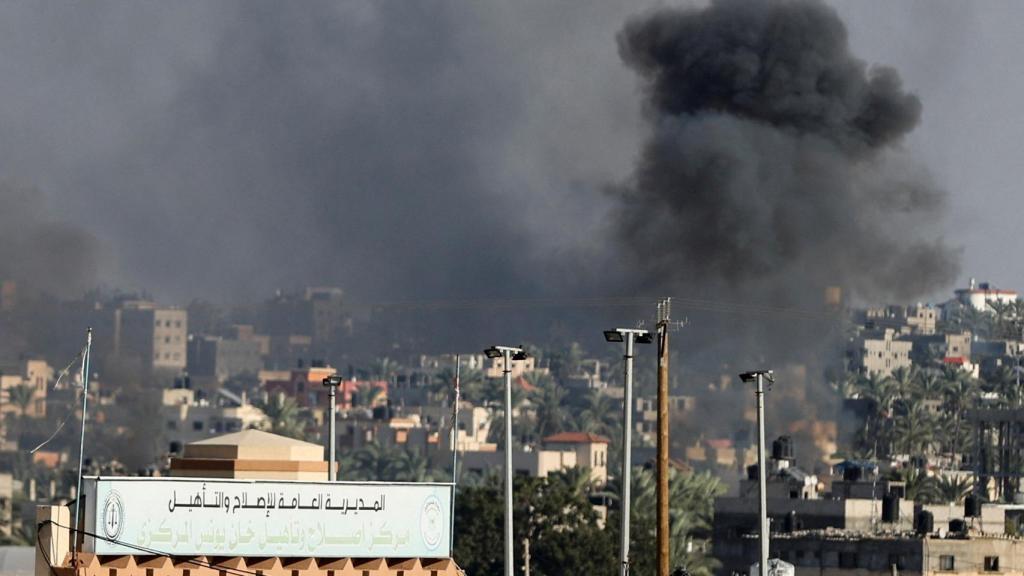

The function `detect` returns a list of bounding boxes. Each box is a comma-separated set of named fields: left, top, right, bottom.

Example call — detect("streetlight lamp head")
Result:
left=739, top=370, right=774, bottom=384
left=605, top=328, right=653, bottom=344
left=512, top=349, right=530, bottom=361
left=322, top=374, right=344, bottom=387
left=484, top=346, right=502, bottom=359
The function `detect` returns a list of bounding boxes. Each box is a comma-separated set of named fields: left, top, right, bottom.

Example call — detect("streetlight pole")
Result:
left=484, top=345, right=529, bottom=576
left=322, top=375, right=343, bottom=481
left=741, top=370, right=774, bottom=576
left=605, top=328, right=652, bottom=576
left=72, top=327, right=92, bottom=557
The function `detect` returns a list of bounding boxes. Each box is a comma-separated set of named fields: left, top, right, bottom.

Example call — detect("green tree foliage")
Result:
left=257, top=394, right=308, bottom=439
left=341, top=445, right=444, bottom=482
left=626, top=468, right=724, bottom=576
left=8, top=384, right=34, bottom=417
left=350, top=383, right=385, bottom=408
left=454, top=471, right=616, bottom=576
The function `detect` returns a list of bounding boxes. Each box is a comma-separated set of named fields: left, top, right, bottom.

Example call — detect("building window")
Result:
left=193, top=420, right=203, bottom=431
left=940, top=555, right=955, bottom=571
left=984, top=557, right=999, bottom=572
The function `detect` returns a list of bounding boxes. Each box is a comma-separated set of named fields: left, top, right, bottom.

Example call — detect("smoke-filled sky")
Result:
left=0, top=0, right=1017, bottom=306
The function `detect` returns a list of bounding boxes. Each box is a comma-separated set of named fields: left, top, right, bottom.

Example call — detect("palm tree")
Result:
left=894, top=467, right=941, bottom=504
left=257, top=394, right=307, bottom=439
left=348, top=443, right=399, bottom=481
left=450, top=368, right=487, bottom=405
left=890, top=366, right=919, bottom=401
left=351, top=383, right=385, bottom=408
left=390, top=448, right=440, bottom=482
left=577, top=390, right=618, bottom=437
left=8, top=384, right=34, bottom=418
left=942, top=367, right=979, bottom=466
left=936, top=474, right=972, bottom=504
left=914, top=370, right=948, bottom=402
left=628, top=467, right=724, bottom=576
left=530, top=380, right=567, bottom=441
left=369, top=356, right=401, bottom=381
left=854, top=372, right=896, bottom=455
left=893, top=404, right=937, bottom=457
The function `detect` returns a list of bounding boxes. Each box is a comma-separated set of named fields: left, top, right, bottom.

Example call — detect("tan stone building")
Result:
left=169, top=429, right=329, bottom=480
left=113, top=301, right=188, bottom=371
left=0, top=358, right=51, bottom=419
left=851, top=328, right=912, bottom=377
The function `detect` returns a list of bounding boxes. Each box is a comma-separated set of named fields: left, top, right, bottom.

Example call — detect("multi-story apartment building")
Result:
left=161, top=387, right=267, bottom=455
left=453, top=432, right=610, bottom=486
left=261, top=365, right=387, bottom=410
left=114, top=300, right=188, bottom=371
left=187, top=335, right=264, bottom=382
left=0, top=358, right=51, bottom=419
left=849, top=328, right=912, bottom=377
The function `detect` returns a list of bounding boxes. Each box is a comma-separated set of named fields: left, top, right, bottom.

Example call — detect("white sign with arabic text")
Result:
left=82, top=477, right=452, bottom=558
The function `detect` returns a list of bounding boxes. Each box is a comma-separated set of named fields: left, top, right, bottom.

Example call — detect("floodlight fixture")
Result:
left=740, top=370, right=774, bottom=384
left=484, top=345, right=528, bottom=360
left=322, top=374, right=344, bottom=387
left=604, top=330, right=624, bottom=343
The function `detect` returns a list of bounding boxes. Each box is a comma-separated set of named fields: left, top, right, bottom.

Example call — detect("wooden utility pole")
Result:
left=656, top=298, right=671, bottom=576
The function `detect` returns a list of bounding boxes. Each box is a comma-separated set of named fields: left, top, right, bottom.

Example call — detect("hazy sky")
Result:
left=0, top=1, right=1018, bottom=306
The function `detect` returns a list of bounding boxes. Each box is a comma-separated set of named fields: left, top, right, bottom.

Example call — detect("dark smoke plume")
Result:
left=612, top=0, right=962, bottom=469
left=0, top=183, right=102, bottom=297
left=615, top=0, right=960, bottom=305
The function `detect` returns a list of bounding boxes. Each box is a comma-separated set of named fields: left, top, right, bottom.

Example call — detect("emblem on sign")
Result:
left=102, top=491, right=125, bottom=541
left=420, top=495, right=443, bottom=550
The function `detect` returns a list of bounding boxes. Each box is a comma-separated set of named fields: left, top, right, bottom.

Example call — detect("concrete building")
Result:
left=564, top=359, right=608, bottom=390
left=455, top=432, right=609, bottom=486
left=186, top=335, right=264, bottom=382
left=0, top=473, right=11, bottom=538
left=719, top=531, right=1024, bottom=576
left=261, top=286, right=348, bottom=343
left=636, top=395, right=695, bottom=445
left=169, top=429, right=329, bottom=480
left=0, top=359, right=51, bottom=419
left=114, top=301, right=188, bottom=371
left=861, top=305, right=938, bottom=335
left=542, top=432, right=609, bottom=485
left=850, top=328, right=912, bottom=377
left=262, top=366, right=388, bottom=410
left=953, top=278, right=1018, bottom=312
left=161, top=387, right=267, bottom=455
left=910, top=331, right=973, bottom=364
left=485, top=353, right=545, bottom=379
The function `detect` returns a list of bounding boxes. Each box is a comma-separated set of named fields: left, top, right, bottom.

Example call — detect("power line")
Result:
left=355, top=295, right=834, bottom=321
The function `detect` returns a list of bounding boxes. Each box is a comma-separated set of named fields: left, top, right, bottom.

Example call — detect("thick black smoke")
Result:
left=611, top=0, right=963, bottom=469
left=615, top=0, right=960, bottom=306
left=0, top=183, right=101, bottom=297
